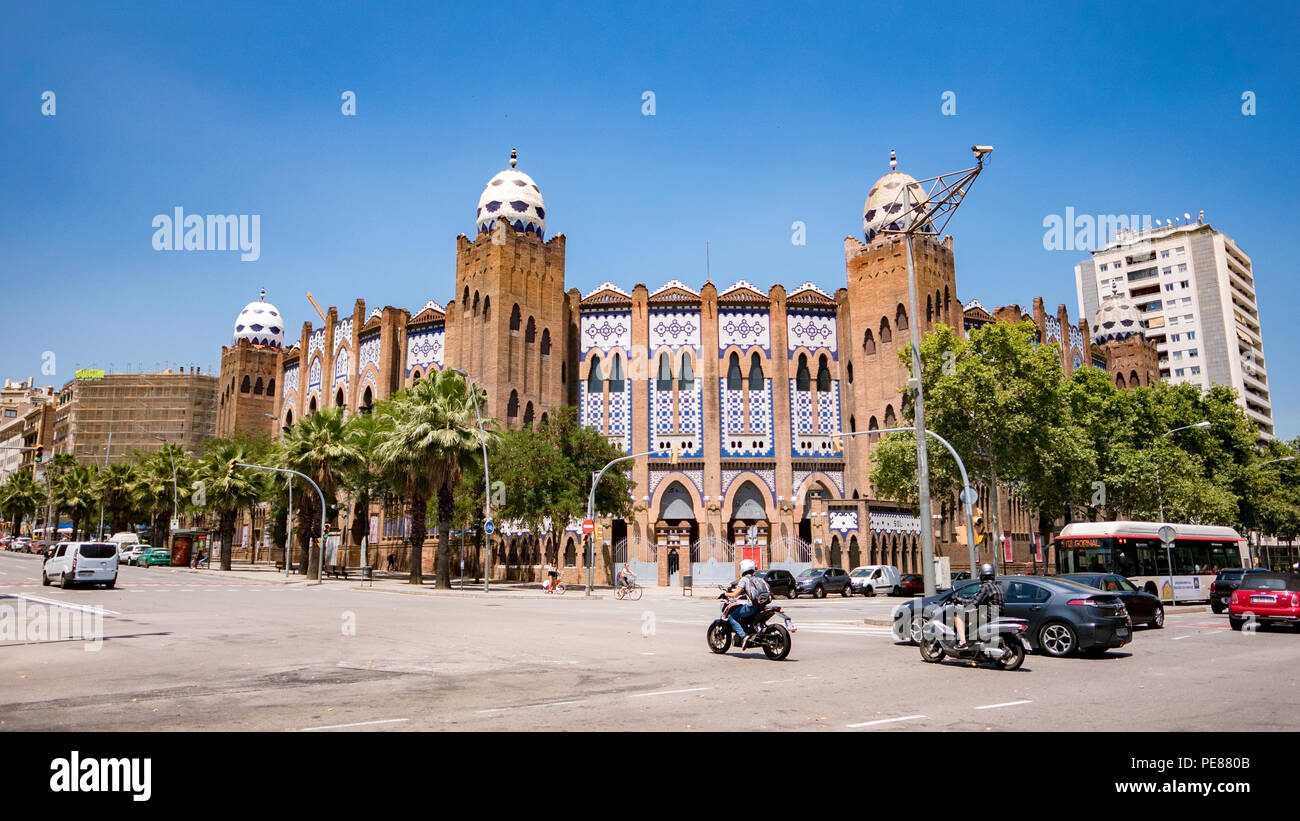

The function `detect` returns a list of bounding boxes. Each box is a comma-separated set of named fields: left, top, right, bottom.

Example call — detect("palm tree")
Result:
left=95, top=462, right=140, bottom=534
left=0, top=469, right=43, bottom=537
left=278, top=409, right=361, bottom=576
left=374, top=371, right=490, bottom=587
left=341, top=410, right=388, bottom=560
left=46, top=453, right=79, bottom=537
left=197, top=437, right=268, bottom=571
left=55, top=464, right=98, bottom=541
left=131, top=445, right=189, bottom=552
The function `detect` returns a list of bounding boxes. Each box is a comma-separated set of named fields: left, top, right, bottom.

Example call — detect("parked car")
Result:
left=138, top=547, right=173, bottom=567
left=41, top=542, right=119, bottom=589
left=849, top=565, right=900, bottom=596
left=122, top=544, right=148, bottom=566
left=756, top=568, right=797, bottom=599
left=792, top=567, right=853, bottom=598
left=0, top=536, right=12, bottom=550
left=1060, top=572, right=1164, bottom=628
left=892, top=575, right=1133, bottom=656
left=1229, top=573, right=1300, bottom=631
left=896, top=574, right=925, bottom=596
left=1211, top=568, right=1270, bottom=614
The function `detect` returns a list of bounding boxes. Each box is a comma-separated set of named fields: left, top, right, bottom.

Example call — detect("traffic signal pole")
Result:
left=585, top=449, right=665, bottom=596
left=234, top=463, right=327, bottom=584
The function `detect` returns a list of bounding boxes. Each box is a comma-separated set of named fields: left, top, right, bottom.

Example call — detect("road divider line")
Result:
left=629, top=687, right=712, bottom=698
left=301, top=718, right=409, bottom=731
left=847, top=714, right=927, bottom=728
left=477, top=700, right=585, bottom=714
left=974, top=699, right=1032, bottom=710
left=3, top=593, right=120, bottom=616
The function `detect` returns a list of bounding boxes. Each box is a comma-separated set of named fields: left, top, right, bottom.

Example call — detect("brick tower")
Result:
left=216, top=290, right=284, bottom=438
left=838, top=155, right=961, bottom=498
left=444, top=150, right=571, bottom=428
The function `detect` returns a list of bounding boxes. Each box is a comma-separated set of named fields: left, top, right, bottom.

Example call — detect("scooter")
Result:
left=918, top=603, right=1028, bottom=670
left=707, top=584, right=796, bottom=660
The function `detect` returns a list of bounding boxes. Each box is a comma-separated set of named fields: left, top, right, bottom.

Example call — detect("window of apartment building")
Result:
left=1188, top=349, right=1198, bottom=358
left=1177, top=263, right=1187, bottom=272
left=1186, top=331, right=1196, bottom=340
left=1162, top=267, right=1172, bottom=275
left=1184, top=313, right=1193, bottom=320
left=1175, top=368, right=1185, bottom=377
left=1175, top=246, right=1185, bottom=255
left=1164, top=283, right=1174, bottom=292
left=1191, top=367, right=1201, bottom=375
left=1173, top=351, right=1183, bottom=360
left=1170, top=334, right=1181, bottom=342
left=1099, top=264, right=1108, bottom=271
left=1180, top=280, right=1190, bottom=288
left=3, top=409, right=14, bottom=418
left=1169, top=316, right=1180, bottom=325
left=1160, top=250, right=1170, bottom=258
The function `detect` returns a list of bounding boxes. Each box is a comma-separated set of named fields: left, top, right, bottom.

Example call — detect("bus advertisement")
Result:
left=1054, top=521, right=1247, bottom=604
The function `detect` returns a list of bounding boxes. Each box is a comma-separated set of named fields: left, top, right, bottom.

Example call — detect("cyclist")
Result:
left=618, top=563, right=638, bottom=592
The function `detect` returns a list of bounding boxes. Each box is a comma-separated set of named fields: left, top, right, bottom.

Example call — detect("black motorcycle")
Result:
left=917, top=602, right=1028, bottom=670
left=707, top=584, right=795, bottom=660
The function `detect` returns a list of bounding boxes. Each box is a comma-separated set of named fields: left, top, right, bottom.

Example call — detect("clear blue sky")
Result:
left=3, top=1, right=1298, bottom=438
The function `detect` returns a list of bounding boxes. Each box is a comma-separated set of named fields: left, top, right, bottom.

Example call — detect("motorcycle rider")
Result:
left=954, top=563, right=1004, bottom=649
left=724, top=558, right=765, bottom=649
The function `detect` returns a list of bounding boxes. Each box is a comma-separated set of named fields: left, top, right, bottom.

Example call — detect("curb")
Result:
left=351, top=585, right=605, bottom=600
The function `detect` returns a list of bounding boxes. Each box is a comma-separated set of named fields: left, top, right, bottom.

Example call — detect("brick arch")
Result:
left=792, top=470, right=844, bottom=505
left=650, top=475, right=703, bottom=521
left=720, top=472, right=775, bottom=519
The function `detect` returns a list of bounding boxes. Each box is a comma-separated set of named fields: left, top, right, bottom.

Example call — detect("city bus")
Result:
left=1054, top=521, right=1247, bottom=604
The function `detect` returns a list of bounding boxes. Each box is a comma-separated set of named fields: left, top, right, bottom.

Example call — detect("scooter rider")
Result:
left=724, top=559, right=765, bottom=649
left=954, top=563, right=1004, bottom=649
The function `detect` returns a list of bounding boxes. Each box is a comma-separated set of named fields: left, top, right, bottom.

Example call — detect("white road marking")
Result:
left=974, top=700, right=1032, bottom=710
left=1173, top=636, right=1192, bottom=640
left=476, top=700, right=585, bottom=714
left=4, top=593, right=120, bottom=616
left=301, top=718, right=409, bottom=731
left=628, top=687, right=712, bottom=698
left=847, top=714, right=927, bottom=728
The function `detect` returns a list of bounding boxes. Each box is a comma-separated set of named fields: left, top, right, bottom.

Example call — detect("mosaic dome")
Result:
left=233, top=291, right=284, bottom=348
left=863, top=153, right=934, bottom=240
left=476, top=149, right=545, bottom=239
left=1092, top=286, right=1146, bottom=343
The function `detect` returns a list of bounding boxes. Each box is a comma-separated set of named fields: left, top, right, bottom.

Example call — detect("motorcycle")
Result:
left=917, top=602, right=1028, bottom=671
left=707, top=584, right=796, bottom=660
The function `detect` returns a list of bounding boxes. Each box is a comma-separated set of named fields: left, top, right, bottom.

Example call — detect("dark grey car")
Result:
left=792, top=567, right=853, bottom=598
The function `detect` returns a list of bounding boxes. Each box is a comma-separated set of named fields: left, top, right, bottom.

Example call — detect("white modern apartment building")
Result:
left=1075, top=217, right=1274, bottom=438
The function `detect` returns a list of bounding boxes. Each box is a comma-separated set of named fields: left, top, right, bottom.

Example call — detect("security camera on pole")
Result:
left=865, top=146, right=992, bottom=596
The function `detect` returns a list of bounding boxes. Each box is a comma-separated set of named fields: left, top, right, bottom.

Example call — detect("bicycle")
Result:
left=615, top=580, right=643, bottom=601
left=544, top=578, right=566, bottom=595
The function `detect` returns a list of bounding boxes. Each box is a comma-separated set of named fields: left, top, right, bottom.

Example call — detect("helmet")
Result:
left=739, top=558, right=757, bottom=574
left=978, top=563, right=996, bottom=581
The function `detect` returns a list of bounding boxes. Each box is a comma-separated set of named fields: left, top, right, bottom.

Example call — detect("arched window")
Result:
left=926, top=294, right=933, bottom=324
left=526, top=316, right=536, bottom=344
left=1115, top=372, right=1126, bottom=389
left=816, top=355, right=831, bottom=392
left=868, top=416, right=878, bottom=432
left=748, top=353, right=763, bottom=391
left=880, top=317, right=892, bottom=344
left=509, top=304, right=521, bottom=333
left=895, top=304, right=908, bottom=331
left=678, top=354, right=694, bottom=390
left=727, top=353, right=742, bottom=390
left=285, top=409, right=293, bottom=427
left=864, top=329, right=876, bottom=357
left=524, top=402, right=534, bottom=427
left=796, top=354, right=810, bottom=391
left=362, top=387, right=373, bottom=413
left=267, top=378, right=275, bottom=397
left=609, top=353, right=625, bottom=392
left=849, top=415, right=856, bottom=432
left=588, top=355, right=603, bottom=392
left=507, top=390, right=519, bottom=418
left=657, top=353, right=673, bottom=390
left=335, top=388, right=344, bottom=408
left=473, top=291, right=480, bottom=315
left=561, top=362, right=566, bottom=384
left=934, top=290, right=942, bottom=323
left=541, top=329, right=551, bottom=355
left=308, top=396, right=317, bottom=413
left=253, top=377, right=264, bottom=395
left=884, top=404, right=896, bottom=427
left=846, top=361, right=853, bottom=383
left=944, top=285, right=951, bottom=313
left=482, top=295, right=490, bottom=321
left=240, top=376, right=251, bottom=393
left=1129, top=369, right=1140, bottom=387
left=540, top=412, right=548, bottom=426
left=463, top=286, right=470, bottom=307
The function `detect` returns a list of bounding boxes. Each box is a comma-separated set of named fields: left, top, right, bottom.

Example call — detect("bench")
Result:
left=327, top=565, right=374, bottom=585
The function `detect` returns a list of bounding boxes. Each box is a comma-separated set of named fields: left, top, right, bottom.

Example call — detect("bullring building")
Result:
left=218, top=152, right=1048, bottom=585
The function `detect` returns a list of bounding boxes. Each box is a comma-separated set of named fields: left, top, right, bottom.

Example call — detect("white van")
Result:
left=42, top=542, right=119, bottom=589
left=848, top=565, right=900, bottom=596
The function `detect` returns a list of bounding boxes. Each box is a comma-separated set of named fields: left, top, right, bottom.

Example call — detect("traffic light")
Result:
left=33, top=445, right=43, bottom=463
left=971, top=506, right=986, bottom=546
left=831, top=436, right=843, bottom=453
left=227, top=458, right=238, bottom=480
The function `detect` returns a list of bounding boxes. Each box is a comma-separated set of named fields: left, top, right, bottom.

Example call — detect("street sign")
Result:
left=1157, top=525, right=1176, bottom=545
left=959, top=486, right=978, bottom=505
left=581, top=519, right=595, bottom=534
left=484, top=520, right=495, bottom=535
left=170, top=519, right=179, bottom=530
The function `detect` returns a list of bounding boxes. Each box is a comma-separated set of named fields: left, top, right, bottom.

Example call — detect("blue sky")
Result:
left=3, top=0, right=1298, bottom=437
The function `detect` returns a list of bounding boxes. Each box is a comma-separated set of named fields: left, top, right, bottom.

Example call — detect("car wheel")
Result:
left=1038, top=622, right=1077, bottom=657
left=1150, top=606, right=1164, bottom=629
left=105, top=579, right=115, bottom=589
left=840, top=584, right=851, bottom=597
left=864, top=585, right=874, bottom=597
left=785, top=588, right=795, bottom=600
left=1228, top=616, right=1244, bottom=631
left=814, top=585, right=826, bottom=599
left=59, top=572, right=71, bottom=590
left=41, top=571, right=50, bottom=586
left=1210, top=601, right=1224, bottom=614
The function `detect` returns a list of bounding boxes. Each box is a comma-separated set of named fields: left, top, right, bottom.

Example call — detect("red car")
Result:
left=1229, top=572, right=1300, bottom=631
left=895, top=573, right=925, bottom=596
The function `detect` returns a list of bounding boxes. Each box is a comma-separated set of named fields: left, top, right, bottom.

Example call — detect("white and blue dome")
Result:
left=1092, top=286, right=1146, bottom=343
left=233, top=291, right=284, bottom=348
left=863, top=152, right=934, bottom=241
left=476, top=150, right=546, bottom=239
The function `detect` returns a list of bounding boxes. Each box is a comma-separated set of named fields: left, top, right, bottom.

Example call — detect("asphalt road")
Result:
left=1, top=550, right=1296, bottom=732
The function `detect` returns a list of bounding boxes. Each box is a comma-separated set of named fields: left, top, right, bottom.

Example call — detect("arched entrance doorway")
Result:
left=728, top=481, right=769, bottom=569
left=849, top=535, right=861, bottom=569
left=649, top=481, right=697, bottom=585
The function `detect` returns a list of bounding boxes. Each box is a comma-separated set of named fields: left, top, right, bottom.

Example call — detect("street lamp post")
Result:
left=586, top=450, right=662, bottom=596
left=264, top=414, right=293, bottom=576
left=833, top=426, right=979, bottom=578
left=451, top=369, right=493, bottom=593
left=235, top=462, right=326, bottom=584
left=870, top=146, right=992, bottom=597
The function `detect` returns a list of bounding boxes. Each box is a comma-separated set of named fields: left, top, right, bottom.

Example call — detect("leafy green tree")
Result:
left=197, top=435, right=270, bottom=571
left=278, top=409, right=360, bottom=575
left=56, top=464, right=99, bottom=540
left=341, top=410, right=389, bottom=555
left=373, top=371, right=488, bottom=587
left=96, top=462, right=141, bottom=534
left=131, top=445, right=191, bottom=551
left=0, top=469, right=43, bottom=537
